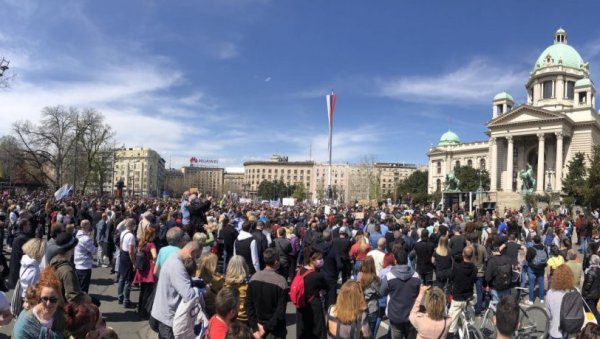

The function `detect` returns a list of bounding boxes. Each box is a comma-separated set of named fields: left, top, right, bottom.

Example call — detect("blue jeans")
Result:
left=367, top=311, right=379, bottom=338
left=491, top=288, right=510, bottom=303
left=475, top=276, right=485, bottom=313
left=581, top=237, right=588, bottom=255
left=527, top=266, right=545, bottom=302
left=353, top=260, right=362, bottom=279
left=117, top=255, right=133, bottom=303
left=520, top=263, right=529, bottom=288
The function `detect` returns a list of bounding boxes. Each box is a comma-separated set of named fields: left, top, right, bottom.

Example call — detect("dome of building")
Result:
left=438, top=130, right=460, bottom=146
left=493, top=91, right=514, bottom=101
left=533, top=29, right=584, bottom=70
left=575, top=77, right=593, bottom=88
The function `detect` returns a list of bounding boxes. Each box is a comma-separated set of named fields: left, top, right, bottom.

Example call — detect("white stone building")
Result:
left=427, top=29, right=600, bottom=206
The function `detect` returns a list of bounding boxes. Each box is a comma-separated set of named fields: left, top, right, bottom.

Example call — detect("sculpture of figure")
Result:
left=518, top=163, right=536, bottom=194
left=444, top=171, right=461, bottom=192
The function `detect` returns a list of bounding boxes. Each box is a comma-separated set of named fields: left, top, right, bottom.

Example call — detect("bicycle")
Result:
left=479, top=287, right=549, bottom=338
left=453, top=299, right=485, bottom=339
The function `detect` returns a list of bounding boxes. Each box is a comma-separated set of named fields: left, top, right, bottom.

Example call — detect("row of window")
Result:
left=436, top=159, right=486, bottom=174
left=538, top=80, right=575, bottom=100
left=248, top=168, right=311, bottom=175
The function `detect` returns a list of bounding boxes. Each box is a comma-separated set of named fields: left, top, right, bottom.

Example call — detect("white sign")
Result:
left=282, top=198, right=296, bottom=206
left=324, top=205, right=331, bottom=215
left=239, top=198, right=252, bottom=204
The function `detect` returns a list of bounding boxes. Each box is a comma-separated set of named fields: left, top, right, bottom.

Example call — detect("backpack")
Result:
left=559, top=290, right=585, bottom=334
left=289, top=269, right=314, bottom=309
left=135, top=246, right=149, bottom=272
left=544, top=234, right=555, bottom=246
left=494, top=262, right=512, bottom=290
left=531, top=247, right=548, bottom=269
left=113, top=229, right=122, bottom=248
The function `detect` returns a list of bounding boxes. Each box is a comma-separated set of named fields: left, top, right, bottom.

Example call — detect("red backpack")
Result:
left=289, top=269, right=314, bottom=309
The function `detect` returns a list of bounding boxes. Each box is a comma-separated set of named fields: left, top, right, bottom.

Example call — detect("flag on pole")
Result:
left=326, top=92, right=336, bottom=132
left=53, top=184, right=69, bottom=200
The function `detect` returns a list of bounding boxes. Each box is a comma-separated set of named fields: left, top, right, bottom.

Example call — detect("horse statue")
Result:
left=444, top=171, right=461, bottom=192
left=518, top=163, right=536, bottom=194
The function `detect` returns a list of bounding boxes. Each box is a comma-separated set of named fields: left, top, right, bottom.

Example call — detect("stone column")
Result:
left=555, top=132, right=564, bottom=192
left=537, top=133, right=545, bottom=192
left=505, top=136, right=514, bottom=192
left=490, top=138, right=498, bottom=191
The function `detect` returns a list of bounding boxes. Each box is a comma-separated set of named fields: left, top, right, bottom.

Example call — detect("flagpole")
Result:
left=326, top=91, right=336, bottom=201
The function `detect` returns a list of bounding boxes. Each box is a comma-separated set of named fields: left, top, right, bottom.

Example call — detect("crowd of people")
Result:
left=0, top=190, right=599, bottom=339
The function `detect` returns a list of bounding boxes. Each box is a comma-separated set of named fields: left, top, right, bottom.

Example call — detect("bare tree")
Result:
left=0, top=57, right=13, bottom=90
left=77, top=108, right=114, bottom=193
left=358, top=155, right=380, bottom=201
left=12, top=106, right=79, bottom=189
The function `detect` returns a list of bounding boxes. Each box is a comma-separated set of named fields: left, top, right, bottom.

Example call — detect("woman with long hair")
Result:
left=198, top=252, right=224, bottom=317
left=19, top=238, right=47, bottom=297
left=224, top=255, right=249, bottom=324
left=432, top=236, right=452, bottom=293
left=13, top=267, right=67, bottom=338
left=357, top=256, right=380, bottom=337
left=409, top=286, right=450, bottom=339
left=297, top=246, right=327, bottom=339
left=349, top=234, right=371, bottom=279
left=326, top=280, right=371, bottom=338
left=132, top=226, right=157, bottom=319
left=545, top=264, right=576, bottom=339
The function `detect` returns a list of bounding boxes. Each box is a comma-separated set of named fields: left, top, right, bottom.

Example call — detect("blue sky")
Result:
left=2, top=1, right=600, bottom=171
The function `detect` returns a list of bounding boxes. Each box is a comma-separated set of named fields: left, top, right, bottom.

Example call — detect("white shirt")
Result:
left=120, top=230, right=135, bottom=252
left=367, top=249, right=386, bottom=276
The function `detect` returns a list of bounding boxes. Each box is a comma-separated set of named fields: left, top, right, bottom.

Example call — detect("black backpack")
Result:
left=559, top=290, right=585, bottom=334
left=494, top=262, right=512, bottom=290
left=135, top=247, right=149, bottom=272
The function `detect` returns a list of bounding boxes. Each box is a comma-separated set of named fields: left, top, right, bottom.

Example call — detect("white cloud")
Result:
left=378, top=58, right=526, bottom=104
left=264, top=77, right=271, bottom=82
left=216, top=42, right=239, bottom=60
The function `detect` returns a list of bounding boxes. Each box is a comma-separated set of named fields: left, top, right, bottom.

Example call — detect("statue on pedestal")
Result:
left=444, top=171, right=461, bottom=192
left=518, top=163, right=536, bottom=194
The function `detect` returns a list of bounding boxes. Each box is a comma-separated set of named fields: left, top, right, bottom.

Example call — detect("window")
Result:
left=480, top=159, right=486, bottom=170
left=496, top=104, right=503, bottom=114
left=566, top=81, right=575, bottom=99
left=467, top=159, right=473, bottom=167
left=455, top=160, right=460, bottom=169
left=543, top=80, right=553, bottom=99
left=436, top=162, right=442, bottom=174
left=436, top=179, right=442, bottom=191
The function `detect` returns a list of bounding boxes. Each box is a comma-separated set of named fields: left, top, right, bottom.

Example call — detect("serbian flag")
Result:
left=326, top=92, right=336, bottom=132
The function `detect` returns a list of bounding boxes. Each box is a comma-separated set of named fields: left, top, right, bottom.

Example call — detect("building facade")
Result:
left=113, top=147, right=166, bottom=196
left=243, top=154, right=314, bottom=197
left=427, top=29, right=600, bottom=205
left=181, top=166, right=224, bottom=198
left=311, top=163, right=351, bottom=202
left=376, top=162, right=420, bottom=197
left=224, top=172, right=244, bottom=196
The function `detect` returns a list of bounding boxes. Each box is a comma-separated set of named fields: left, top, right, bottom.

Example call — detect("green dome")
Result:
left=438, top=130, right=460, bottom=146
left=575, top=77, right=593, bottom=88
left=493, top=91, right=514, bottom=101
left=534, top=38, right=584, bottom=70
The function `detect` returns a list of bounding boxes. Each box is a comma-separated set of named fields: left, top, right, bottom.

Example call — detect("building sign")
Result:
left=189, top=157, right=219, bottom=168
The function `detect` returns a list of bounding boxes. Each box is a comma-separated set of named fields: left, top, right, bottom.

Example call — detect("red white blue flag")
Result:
left=326, top=92, right=336, bottom=132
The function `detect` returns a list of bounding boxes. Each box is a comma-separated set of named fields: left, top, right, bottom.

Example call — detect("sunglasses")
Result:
left=41, top=296, right=58, bottom=304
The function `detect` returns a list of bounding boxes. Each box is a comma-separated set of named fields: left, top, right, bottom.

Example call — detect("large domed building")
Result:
left=428, top=29, right=599, bottom=208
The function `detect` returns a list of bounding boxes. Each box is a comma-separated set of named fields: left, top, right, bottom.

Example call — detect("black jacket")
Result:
left=451, top=261, right=477, bottom=301
left=271, top=237, right=292, bottom=266
left=246, top=268, right=288, bottom=336
left=414, top=240, right=435, bottom=275
left=331, top=237, right=351, bottom=261
left=8, top=232, right=30, bottom=288
left=219, top=224, right=238, bottom=256
left=582, top=266, right=600, bottom=300
left=484, top=253, right=512, bottom=290
left=316, top=242, right=341, bottom=281
left=252, top=229, right=268, bottom=268
left=188, top=199, right=211, bottom=230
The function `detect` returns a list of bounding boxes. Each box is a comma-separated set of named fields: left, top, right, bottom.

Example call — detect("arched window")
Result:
left=436, top=161, right=442, bottom=174
left=480, top=159, right=486, bottom=170
left=455, top=160, right=461, bottom=169
left=467, top=159, right=473, bottom=167
left=436, top=179, right=441, bottom=192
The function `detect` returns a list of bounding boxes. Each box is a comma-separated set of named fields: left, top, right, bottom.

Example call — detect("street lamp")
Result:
left=0, top=58, right=9, bottom=77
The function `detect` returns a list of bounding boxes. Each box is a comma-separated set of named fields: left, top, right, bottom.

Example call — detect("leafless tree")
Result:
left=77, top=108, right=114, bottom=193
left=358, top=154, right=380, bottom=201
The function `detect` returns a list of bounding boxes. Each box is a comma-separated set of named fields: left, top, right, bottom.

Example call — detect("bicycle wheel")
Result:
left=478, top=308, right=496, bottom=338
left=466, top=324, right=485, bottom=339
left=518, top=305, right=549, bottom=338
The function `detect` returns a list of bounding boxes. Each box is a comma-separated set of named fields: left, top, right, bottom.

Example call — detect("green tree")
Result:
left=257, top=180, right=275, bottom=200
left=454, top=166, right=490, bottom=192
left=584, top=145, right=600, bottom=209
left=562, top=152, right=586, bottom=204
left=396, top=170, right=428, bottom=197
left=292, top=183, right=307, bottom=201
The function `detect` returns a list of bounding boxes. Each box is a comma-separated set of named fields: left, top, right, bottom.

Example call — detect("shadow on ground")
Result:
left=103, top=310, right=142, bottom=323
